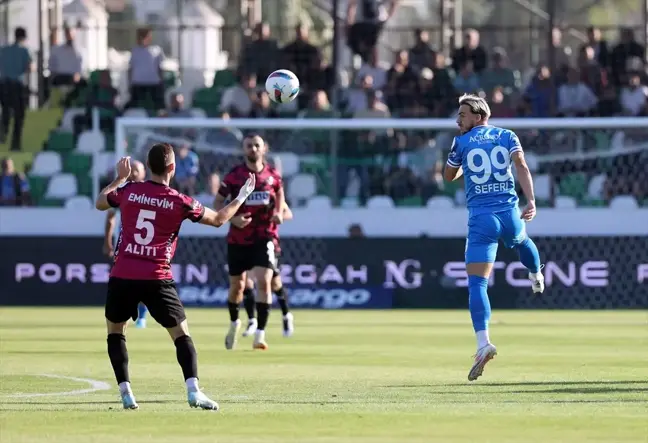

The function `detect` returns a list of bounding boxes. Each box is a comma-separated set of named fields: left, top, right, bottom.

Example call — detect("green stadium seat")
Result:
left=212, top=69, right=236, bottom=89
left=63, top=153, right=92, bottom=175
left=559, top=172, right=587, bottom=200
left=163, top=70, right=179, bottom=89
left=39, top=198, right=65, bottom=207
left=76, top=175, right=93, bottom=198
left=582, top=197, right=606, bottom=207
left=47, top=131, right=75, bottom=153
left=396, top=196, right=423, bottom=207
left=28, top=176, right=49, bottom=203
left=192, top=88, right=222, bottom=116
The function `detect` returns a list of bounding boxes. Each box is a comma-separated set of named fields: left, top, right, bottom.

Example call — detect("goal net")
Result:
left=113, top=117, right=648, bottom=309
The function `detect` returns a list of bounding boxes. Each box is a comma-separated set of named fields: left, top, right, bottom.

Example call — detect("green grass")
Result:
left=1, top=309, right=647, bottom=443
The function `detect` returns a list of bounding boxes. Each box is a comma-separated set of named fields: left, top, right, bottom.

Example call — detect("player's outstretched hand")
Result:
left=521, top=201, right=537, bottom=222
left=231, top=213, right=252, bottom=229
left=116, top=157, right=132, bottom=181
left=235, top=173, right=256, bottom=201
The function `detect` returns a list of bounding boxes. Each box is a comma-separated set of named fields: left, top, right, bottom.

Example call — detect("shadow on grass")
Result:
left=385, top=380, right=648, bottom=389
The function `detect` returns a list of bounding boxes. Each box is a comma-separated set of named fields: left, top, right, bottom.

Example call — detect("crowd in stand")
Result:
left=0, top=21, right=647, bottom=207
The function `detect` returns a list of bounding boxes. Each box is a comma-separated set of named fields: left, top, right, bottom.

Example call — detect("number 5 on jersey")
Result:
left=135, top=209, right=156, bottom=245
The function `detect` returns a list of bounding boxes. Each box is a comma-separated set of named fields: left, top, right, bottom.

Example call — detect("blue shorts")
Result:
left=465, top=207, right=527, bottom=264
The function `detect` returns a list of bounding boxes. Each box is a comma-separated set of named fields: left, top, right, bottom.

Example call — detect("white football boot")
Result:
left=225, top=319, right=241, bottom=350
left=468, top=343, right=498, bottom=381
left=529, top=265, right=545, bottom=294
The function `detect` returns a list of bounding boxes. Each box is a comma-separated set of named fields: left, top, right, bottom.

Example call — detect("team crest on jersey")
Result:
left=266, top=176, right=274, bottom=186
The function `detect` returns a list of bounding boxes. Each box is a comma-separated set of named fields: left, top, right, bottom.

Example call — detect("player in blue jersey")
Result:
left=103, top=160, right=148, bottom=328
left=444, top=94, right=545, bottom=381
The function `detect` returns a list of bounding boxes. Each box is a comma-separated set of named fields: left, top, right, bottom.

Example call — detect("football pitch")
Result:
left=1, top=308, right=646, bottom=443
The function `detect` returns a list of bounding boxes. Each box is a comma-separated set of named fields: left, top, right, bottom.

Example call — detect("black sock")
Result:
left=227, top=301, right=239, bottom=322
left=243, top=288, right=256, bottom=320
left=107, top=333, right=129, bottom=384
left=174, top=335, right=198, bottom=381
left=274, top=287, right=290, bottom=316
left=256, top=302, right=270, bottom=330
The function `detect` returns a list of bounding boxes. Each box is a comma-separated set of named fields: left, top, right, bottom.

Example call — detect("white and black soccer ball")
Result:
left=265, top=69, right=300, bottom=104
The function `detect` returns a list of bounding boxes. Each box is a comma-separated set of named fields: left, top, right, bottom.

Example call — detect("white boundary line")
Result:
left=4, top=374, right=111, bottom=398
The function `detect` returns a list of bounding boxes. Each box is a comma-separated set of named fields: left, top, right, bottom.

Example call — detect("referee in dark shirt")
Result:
left=0, top=27, right=33, bottom=151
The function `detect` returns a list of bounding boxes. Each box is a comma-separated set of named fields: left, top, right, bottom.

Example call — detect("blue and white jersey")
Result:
left=447, top=125, right=522, bottom=217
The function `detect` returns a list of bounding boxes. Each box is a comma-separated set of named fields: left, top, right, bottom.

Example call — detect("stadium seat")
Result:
left=274, top=152, right=300, bottom=177
left=190, top=108, right=207, bottom=119
left=559, top=172, right=587, bottom=200
left=367, top=196, right=395, bottom=209
left=609, top=195, right=639, bottom=209
left=213, top=69, right=236, bottom=89
left=426, top=196, right=455, bottom=209
left=76, top=131, right=106, bottom=154
left=47, top=130, right=75, bottom=153
left=45, top=174, right=78, bottom=199
left=31, top=152, right=62, bottom=177
left=534, top=174, right=553, bottom=202
left=340, top=197, right=360, bottom=208
left=287, top=174, right=317, bottom=205
left=64, top=195, right=93, bottom=210
left=587, top=174, right=607, bottom=199
left=60, top=108, right=85, bottom=132
left=524, top=152, right=539, bottom=172
left=554, top=196, right=577, bottom=209
left=91, top=152, right=116, bottom=177
left=306, top=195, right=333, bottom=209
left=123, top=108, right=148, bottom=119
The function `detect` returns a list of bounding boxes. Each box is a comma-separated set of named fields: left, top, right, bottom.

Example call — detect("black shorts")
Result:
left=228, top=241, right=279, bottom=276
left=105, top=277, right=186, bottom=328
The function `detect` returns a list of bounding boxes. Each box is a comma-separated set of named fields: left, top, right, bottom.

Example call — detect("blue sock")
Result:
left=515, top=237, right=541, bottom=273
left=468, top=275, right=491, bottom=333
left=137, top=304, right=147, bottom=320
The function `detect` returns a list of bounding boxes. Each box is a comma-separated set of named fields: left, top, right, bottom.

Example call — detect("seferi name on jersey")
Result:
left=128, top=193, right=174, bottom=209
left=474, top=181, right=511, bottom=194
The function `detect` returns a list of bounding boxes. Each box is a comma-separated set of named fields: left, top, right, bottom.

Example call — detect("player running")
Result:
left=241, top=203, right=294, bottom=338
left=444, top=94, right=545, bottom=382
left=214, top=133, right=286, bottom=351
left=103, top=159, right=150, bottom=328
left=95, top=143, right=255, bottom=410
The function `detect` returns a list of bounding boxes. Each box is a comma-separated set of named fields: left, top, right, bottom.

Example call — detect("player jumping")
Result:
left=444, top=94, right=545, bottom=382
left=214, top=133, right=286, bottom=351
left=95, top=143, right=255, bottom=410
left=241, top=203, right=295, bottom=338
left=103, top=159, right=150, bottom=328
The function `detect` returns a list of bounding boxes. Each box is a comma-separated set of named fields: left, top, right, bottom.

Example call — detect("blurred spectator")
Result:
left=582, top=26, right=609, bottom=69
left=219, top=73, right=256, bottom=117
left=347, top=74, right=374, bottom=113
left=159, top=92, right=196, bottom=140
left=241, top=23, right=279, bottom=81
left=387, top=50, right=419, bottom=89
left=174, top=145, right=199, bottom=196
left=596, top=85, right=622, bottom=117
left=356, top=48, right=388, bottom=90
left=0, top=27, right=32, bottom=151
left=348, top=223, right=365, bottom=238
left=304, top=90, right=334, bottom=117
left=346, top=0, right=398, bottom=61
left=0, top=157, right=30, bottom=206
left=250, top=91, right=280, bottom=118
left=619, top=72, right=648, bottom=116
left=479, top=48, right=518, bottom=95
left=308, top=54, right=336, bottom=102
left=282, top=24, right=321, bottom=106
left=550, top=27, right=573, bottom=80
left=611, top=28, right=646, bottom=86
left=523, top=65, right=555, bottom=117
left=49, top=27, right=86, bottom=108
left=489, top=86, right=515, bottom=118
left=578, top=45, right=608, bottom=96
left=421, top=162, right=445, bottom=202
left=128, top=28, right=165, bottom=110
left=418, top=68, right=447, bottom=117
left=195, top=172, right=221, bottom=207
left=408, top=28, right=436, bottom=69
left=354, top=90, right=390, bottom=119
left=73, top=69, right=120, bottom=139
left=452, top=29, right=487, bottom=74
left=556, top=68, right=598, bottom=117
left=453, top=60, right=480, bottom=94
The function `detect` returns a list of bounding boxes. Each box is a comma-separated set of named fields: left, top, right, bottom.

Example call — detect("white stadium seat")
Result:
left=30, top=152, right=62, bottom=177
left=45, top=174, right=78, bottom=199
left=534, top=174, right=553, bottom=201
left=306, top=195, right=332, bottom=209
left=609, top=195, right=639, bottom=210
left=554, top=196, right=577, bottom=209
left=76, top=130, right=106, bottom=154
left=587, top=174, right=607, bottom=199
left=288, top=174, right=317, bottom=205
left=65, top=196, right=93, bottom=210
left=273, top=152, right=300, bottom=177
left=426, top=196, right=455, bottom=209
left=367, top=196, right=395, bottom=209
left=190, top=108, right=206, bottom=119
left=60, top=108, right=85, bottom=132
left=340, top=197, right=359, bottom=208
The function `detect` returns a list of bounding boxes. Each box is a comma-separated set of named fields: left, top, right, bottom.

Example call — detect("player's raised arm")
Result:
left=511, top=151, right=537, bottom=221
left=199, top=173, right=256, bottom=228
left=95, top=157, right=132, bottom=211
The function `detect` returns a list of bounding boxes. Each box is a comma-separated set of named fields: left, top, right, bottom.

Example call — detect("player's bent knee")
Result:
left=106, top=320, right=128, bottom=335
left=228, top=275, right=246, bottom=303
left=166, top=320, right=190, bottom=341
left=271, top=277, right=282, bottom=292
left=246, top=278, right=255, bottom=290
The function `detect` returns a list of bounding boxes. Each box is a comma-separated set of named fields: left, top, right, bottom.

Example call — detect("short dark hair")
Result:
left=148, top=143, right=174, bottom=175
left=15, top=27, right=27, bottom=41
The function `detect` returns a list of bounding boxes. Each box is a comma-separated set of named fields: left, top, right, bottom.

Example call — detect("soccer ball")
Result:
left=265, top=69, right=300, bottom=104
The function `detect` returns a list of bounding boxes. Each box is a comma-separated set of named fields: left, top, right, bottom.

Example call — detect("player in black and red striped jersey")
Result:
left=214, top=134, right=286, bottom=351
left=95, top=143, right=255, bottom=411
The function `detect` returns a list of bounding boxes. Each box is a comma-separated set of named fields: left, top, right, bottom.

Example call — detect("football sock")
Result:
left=243, top=288, right=256, bottom=320
left=185, top=377, right=199, bottom=392
left=515, top=237, right=541, bottom=274
left=107, top=333, right=129, bottom=385
left=274, top=287, right=290, bottom=316
left=227, top=301, right=239, bottom=323
left=137, top=303, right=147, bottom=320
left=174, top=335, right=198, bottom=381
left=468, top=275, right=491, bottom=344
left=256, top=302, right=270, bottom=330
